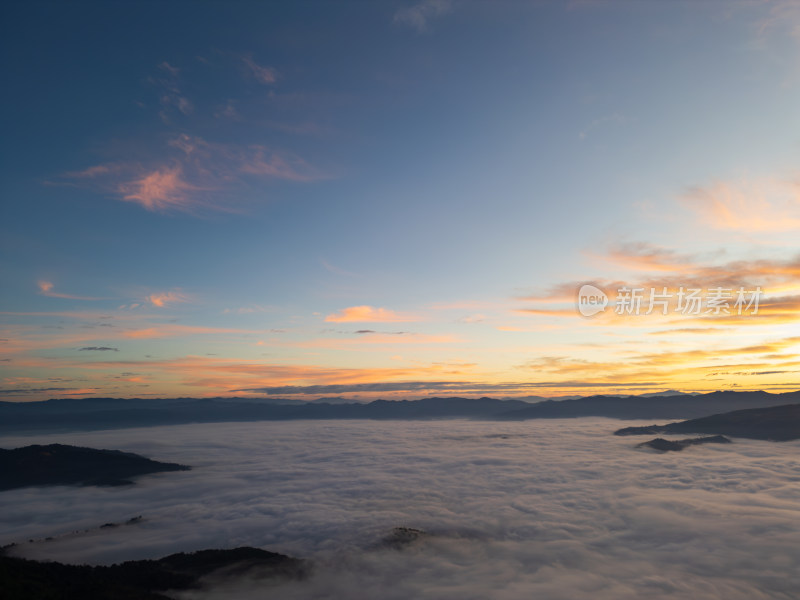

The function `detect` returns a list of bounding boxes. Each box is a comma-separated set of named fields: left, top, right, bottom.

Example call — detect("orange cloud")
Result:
left=59, top=132, right=326, bottom=215
left=296, top=333, right=459, bottom=350
left=37, top=280, right=106, bottom=301
left=681, top=178, right=800, bottom=232
left=324, top=305, right=421, bottom=323
left=519, top=242, right=800, bottom=328
left=119, top=166, right=199, bottom=212
left=600, top=242, right=699, bottom=272
left=122, top=325, right=251, bottom=339
left=518, top=337, right=800, bottom=389
left=147, top=290, right=191, bottom=308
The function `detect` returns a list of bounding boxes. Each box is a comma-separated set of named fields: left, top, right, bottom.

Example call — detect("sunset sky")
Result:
left=2, top=0, right=800, bottom=401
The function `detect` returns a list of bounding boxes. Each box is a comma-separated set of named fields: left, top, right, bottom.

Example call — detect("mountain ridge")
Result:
left=1, top=391, right=799, bottom=434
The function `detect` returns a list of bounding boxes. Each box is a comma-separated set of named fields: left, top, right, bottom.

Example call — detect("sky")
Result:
left=2, top=0, right=800, bottom=402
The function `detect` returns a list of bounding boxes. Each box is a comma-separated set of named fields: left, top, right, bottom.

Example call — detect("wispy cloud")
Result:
left=321, top=259, right=360, bottom=278
left=146, top=290, right=191, bottom=308
left=222, top=305, right=277, bottom=315
left=119, top=166, right=200, bottom=212
left=393, top=0, right=452, bottom=33
left=78, top=346, right=118, bottom=352
left=122, top=325, right=252, bottom=339
left=600, top=242, right=700, bottom=272
left=60, top=135, right=326, bottom=214
left=579, top=113, right=631, bottom=140
left=526, top=243, right=800, bottom=303
left=241, top=54, right=277, bottom=84
left=296, top=333, right=458, bottom=350
left=238, top=146, right=321, bottom=182
left=235, top=380, right=516, bottom=396
left=515, top=243, right=800, bottom=342
left=681, top=177, right=800, bottom=232
left=325, top=305, right=421, bottom=323
left=62, top=164, right=118, bottom=179
left=154, top=61, right=193, bottom=122
left=54, top=55, right=327, bottom=215
left=37, top=281, right=106, bottom=301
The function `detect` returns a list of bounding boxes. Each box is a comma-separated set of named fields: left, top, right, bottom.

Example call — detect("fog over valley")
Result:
left=2, top=419, right=799, bottom=599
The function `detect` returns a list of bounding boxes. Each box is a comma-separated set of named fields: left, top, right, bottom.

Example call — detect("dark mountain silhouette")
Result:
left=0, top=547, right=306, bottom=600
left=636, top=435, right=731, bottom=452
left=0, top=396, right=532, bottom=433
left=0, top=444, right=190, bottom=491
left=497, top=390, right=800, bottom=420
left=1, top=391, right=799, bottom=433
left=636, top=390, right=696, bottom=398
left=615, top=403, right=800, bottom=441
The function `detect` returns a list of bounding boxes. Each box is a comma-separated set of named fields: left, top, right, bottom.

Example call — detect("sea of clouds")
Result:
left=1, top=418, right=799, bottom=599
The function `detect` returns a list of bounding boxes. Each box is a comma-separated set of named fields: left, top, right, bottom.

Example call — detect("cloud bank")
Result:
left=1, top=419, right=798, bottom=599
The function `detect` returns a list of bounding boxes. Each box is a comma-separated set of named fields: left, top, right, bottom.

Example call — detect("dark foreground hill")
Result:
left=1, top=391, right=799, bottom=433
left=0, top=547, right=306, bottom=600
left=615, top=403, right=800, bottom=441
left=0, top=444, right=190, bottom=491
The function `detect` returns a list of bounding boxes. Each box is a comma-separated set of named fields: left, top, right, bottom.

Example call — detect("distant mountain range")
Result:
left=493, top=390, right=795, bottom=420
left=0, top=444, right=190, bottom=491
left=1, top=390, right=798, bottom=434
left=614, top=403, right=800, bottom=441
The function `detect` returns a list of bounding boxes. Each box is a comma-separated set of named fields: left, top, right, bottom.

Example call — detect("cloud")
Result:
left=235, top=380, right=490, bottom=395
left=153, top=61, right=193, bottom=121
left=104, top=137, right=324, bottom=213
left=325, top=306, right=421, bottom=323
left=321, top=259, right=360, bottom=278
left=119, top=166, right=200, bottom=212
left=0, top=387, right=96, bottom=396
left=146, top=291, right=191, bottom=308
left=458, top=314, right=486, bottom=323
left=519, top=243, right=800, bottom=327
left=579, top=113, right=630, bottom=140
left=222, top=305, right=277, bottom=315
left=158, top=61, right=179, bottom=76
left=512, top=336, right=800, bottom=393
left=238, top=146, right=321, bottom=182
left=37, top=281, right=106, bottom=301
left=600, top=242, right=700, bottom=273
left=296, top=333, right=457, bottom=350
left=77, top=346, right=118, bottom=352
left=57, top=52, right=326, bottom=215
left=394, top=0, right=452, bottom=32
left=62, top=165, right=116, bottom=179
left=754, top=1, right=800, bottom=43
left=122, top=325, right=251, bottom=340
left=241, top=54, right=277, bottom=84
left=681, top=177, right=800, bottom=232
left=2, top=420, right=799, bottom=600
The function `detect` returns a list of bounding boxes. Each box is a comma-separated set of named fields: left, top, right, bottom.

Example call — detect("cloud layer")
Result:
left=1, top=419, right=798, bottom=599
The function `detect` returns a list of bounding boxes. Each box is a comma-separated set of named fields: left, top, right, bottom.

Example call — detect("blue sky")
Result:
left=2, top=1, right=800, bottom=401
